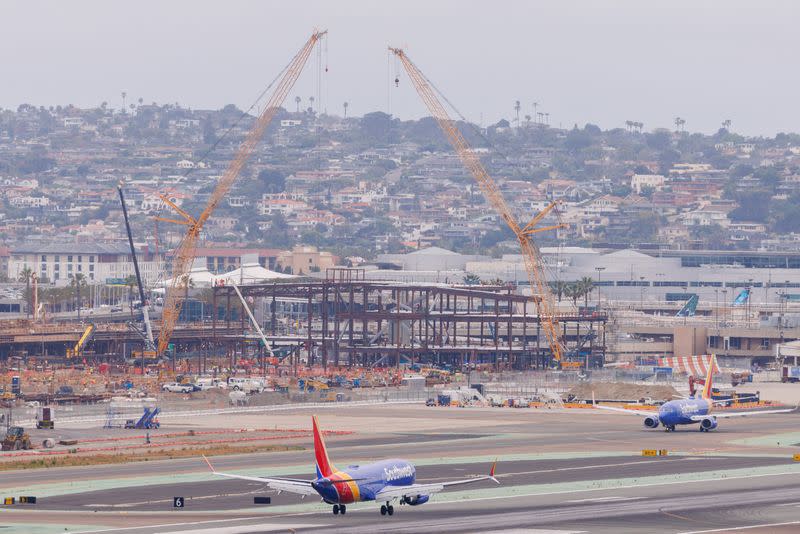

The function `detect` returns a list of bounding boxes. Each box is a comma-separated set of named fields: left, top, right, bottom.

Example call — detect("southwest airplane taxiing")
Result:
left=204, top=415, right=498, bottom=516
left=594, top=354, right=795, bottom=432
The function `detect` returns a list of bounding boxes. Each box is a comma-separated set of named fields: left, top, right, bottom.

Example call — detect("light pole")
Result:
left=594, top=267, right=605, bottom=308
left=640, top=276, right=646, bottom=310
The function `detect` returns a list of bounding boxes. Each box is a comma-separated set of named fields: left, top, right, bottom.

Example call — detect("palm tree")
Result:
left=555, top=280, right=567, bottom=302
left=532, top=102, right=539, bottom=123
left=343, top=101, right=349, bottom=118
left=17, top=267, right=33, bottom=317
left=463, top=273, right=481, bottom=286
left=70, top=273, right=87, bottom=321
left=309, top=96, right=315, bottom=113
left=295, top=96, right=301, bottom=113
left=565, top=283, right=580, bottom=306
left=179, top=274, right=195, bottom=321
left=514, top=100, right=521, bottom=127
left=579, top=277, right=594, bottom=308
left=121, top=91, right=127, bottom=113
left=524, top=114, right=531, bottom=127
left=722, top=119, right=732, bottom=131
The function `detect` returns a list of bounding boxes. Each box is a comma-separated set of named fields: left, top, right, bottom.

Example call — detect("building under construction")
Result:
left=209, top=274, right=607, bottom=370
left=0, top=277, right=606, bottom=371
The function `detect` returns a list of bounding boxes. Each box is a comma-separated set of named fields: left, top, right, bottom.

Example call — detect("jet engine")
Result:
left=402, top=494, right=430, bottom=506
left=699, top=417, right=718, bottom=431
left=643, top=415, right=660, bottom=429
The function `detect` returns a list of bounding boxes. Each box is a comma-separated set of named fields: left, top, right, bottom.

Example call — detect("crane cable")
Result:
left=400, top=53, right=566, bottom=289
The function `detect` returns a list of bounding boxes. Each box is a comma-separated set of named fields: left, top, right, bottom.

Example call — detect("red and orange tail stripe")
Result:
left=701, top=355, right=717, bottom=401
left=329, top=470, right=361, bottom=503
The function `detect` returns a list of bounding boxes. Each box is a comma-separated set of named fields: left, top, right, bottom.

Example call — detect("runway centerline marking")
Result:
left=565, top=496, right=643, bottom=503
left=486, top=457, right=699, bottom=478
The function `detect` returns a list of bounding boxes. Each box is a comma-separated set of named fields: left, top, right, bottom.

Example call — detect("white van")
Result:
left=227, top=377, right=264, bottom=393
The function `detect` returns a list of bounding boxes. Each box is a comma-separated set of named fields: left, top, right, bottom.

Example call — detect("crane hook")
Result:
left=394, top=76, right=400, bottom=87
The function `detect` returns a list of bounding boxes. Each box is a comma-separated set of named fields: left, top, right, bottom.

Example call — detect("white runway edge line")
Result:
left=15, top=399, right=421, bottom=427
left=678, top=520, right=800, bottom=533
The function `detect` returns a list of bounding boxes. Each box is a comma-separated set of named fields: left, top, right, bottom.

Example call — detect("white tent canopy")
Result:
left=215, top=262, right=296, bottom=285
left=160, top=265, right=218, bottom=288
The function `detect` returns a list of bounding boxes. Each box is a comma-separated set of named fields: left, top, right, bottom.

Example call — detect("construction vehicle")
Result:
left=36, top=406, right=54, bottom=429
left=390, top=47, right=567, bottom=365
left=124, top=407, right=161, bottom=429
left=2, top=426, right=32, bottom=451
left=67, top=324, right=95, bottom=359
left=156, top=30, right=327, bottom=357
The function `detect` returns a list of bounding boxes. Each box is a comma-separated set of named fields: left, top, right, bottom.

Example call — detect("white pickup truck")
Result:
left=162, top=382, right=193, bottom=393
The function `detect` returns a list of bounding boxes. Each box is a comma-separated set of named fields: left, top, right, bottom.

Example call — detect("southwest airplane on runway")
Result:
left=204, top=415, right=498, bottom=516
left=594, top=355, right=795, bottom=431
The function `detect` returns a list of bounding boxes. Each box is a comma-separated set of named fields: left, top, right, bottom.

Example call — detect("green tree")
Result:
left=579, top=277, right=594, bottom=308
left=17, top=267, right=34, bottom=317
left=463, top=273, right=481, bottom=286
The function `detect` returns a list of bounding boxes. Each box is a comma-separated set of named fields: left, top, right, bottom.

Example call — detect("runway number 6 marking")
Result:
left=173, top=497, right=184, bottom=508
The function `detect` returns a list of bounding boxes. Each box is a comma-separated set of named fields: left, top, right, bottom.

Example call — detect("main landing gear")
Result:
left=380, top=503, right=395, bottom=516
left=332, top=504, right=347, bottom=515
left=663, top=425, right=676, bottom=432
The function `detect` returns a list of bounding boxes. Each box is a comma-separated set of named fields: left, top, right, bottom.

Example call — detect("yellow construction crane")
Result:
left=156, top=30, right=327, bottom=356
left=390, top=47, right=567, bottom=363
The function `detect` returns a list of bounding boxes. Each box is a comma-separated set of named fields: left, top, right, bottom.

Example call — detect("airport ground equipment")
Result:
left=156, top=30, right=327, bottom=357
left=390, top=47, right=567, bottom=364
left=35, top=406, right=54, bottom=429
left=2, top=427, right=32, bottom=451
left=124, top=407, right=161, bottom=429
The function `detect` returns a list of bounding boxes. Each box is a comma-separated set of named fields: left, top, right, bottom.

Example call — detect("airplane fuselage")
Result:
left=656, top=398, right=711, bottom=427
left=313, top=458, right=416, bottom=504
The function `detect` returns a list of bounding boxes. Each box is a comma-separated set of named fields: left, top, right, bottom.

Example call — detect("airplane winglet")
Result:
left=202, top=454, right=216, bottom=473
left=489, top=458, right=499, bottom=484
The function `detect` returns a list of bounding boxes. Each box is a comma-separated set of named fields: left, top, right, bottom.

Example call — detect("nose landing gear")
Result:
left=380, top=503, right=394, bottom=516
left=332, top=504, right=347, bottom=515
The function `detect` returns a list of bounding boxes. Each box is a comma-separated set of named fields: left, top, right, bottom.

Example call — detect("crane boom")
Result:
left=117, top=182, right=155, bottom=350
left=390, top=47, right=566, bottom=362
left=157, top=30, right=327, bottom=356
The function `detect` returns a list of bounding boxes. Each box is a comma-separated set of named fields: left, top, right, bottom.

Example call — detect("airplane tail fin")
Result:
left=312, top=415, right=335, bottom=478
left=701, top=355, right=716, bottom=401
left=489, top=458, right=499, bottom=484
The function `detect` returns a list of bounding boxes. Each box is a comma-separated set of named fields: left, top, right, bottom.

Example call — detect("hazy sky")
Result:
left=4, top=1, right=798, bottom=136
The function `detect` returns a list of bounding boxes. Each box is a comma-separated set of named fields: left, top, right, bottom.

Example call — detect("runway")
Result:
left=2, top=405, right=800, bottom=533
